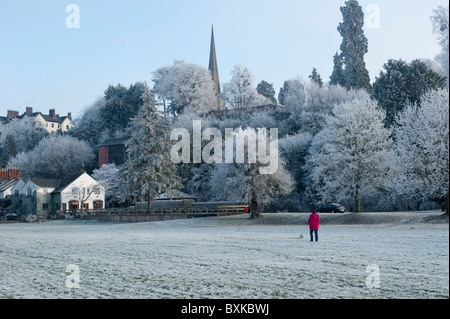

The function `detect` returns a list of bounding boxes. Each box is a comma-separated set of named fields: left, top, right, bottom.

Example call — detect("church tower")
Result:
left=208, top=25, right=225, bottom=109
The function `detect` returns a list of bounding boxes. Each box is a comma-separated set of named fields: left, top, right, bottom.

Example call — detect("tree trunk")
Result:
left=250, top=200, right=262, bottom=218
left=355, top=192, right=361, bottom=213
left=445, top=192, right=449, bottom=215
left=147, top=191, right=152, bottom=209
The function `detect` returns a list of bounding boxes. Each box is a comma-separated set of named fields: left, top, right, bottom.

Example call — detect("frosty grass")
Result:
left=0, top=212, right=448, bottom=299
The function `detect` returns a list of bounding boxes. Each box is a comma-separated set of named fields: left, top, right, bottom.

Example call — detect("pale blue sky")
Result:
left=0, top=0, right=447, bottom=118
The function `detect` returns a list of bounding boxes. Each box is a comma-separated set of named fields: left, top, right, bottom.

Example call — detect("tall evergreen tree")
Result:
left=337, top=0, right=371, bottom=92
left=309, top=68, right=323, bottom=87
left=329, top=52, right=345, bottom=87
left=121, top=89, right=181, bottom=208
left=278, top=81, right=289, bottom=106
left=257, top=80, right=277, bottom=104
left=102, top=82, right=149, bottom=135
left=372, top=59, right=446, bottom=126
left=1, top=134, right=18, bottom=167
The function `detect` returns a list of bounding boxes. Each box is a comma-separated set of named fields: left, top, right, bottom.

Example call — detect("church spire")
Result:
left=209, top=25, right=221, bottom=97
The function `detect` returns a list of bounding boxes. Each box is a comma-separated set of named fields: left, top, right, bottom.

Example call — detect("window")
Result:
left=82, top=203, right=89, bottom=210
left=14, top=190, right=19, bottom=196
left=43, top=189, right=48, bottom=195
left=51, top=123, right=54, bottom=128
left=42, top=203, right=49, bottom=210
left=62, top=203, right=67, bottom=211
left=72, top=187, right=78, bottom=194
left=27, top=188, right=32, bottom=196
left=69, top=201, right=79, bottom=210
left=93, top=200, right=103, bottom=209
left=66, top=125, right=69, bottom=130
left=94, top=187, right=100, bottom=195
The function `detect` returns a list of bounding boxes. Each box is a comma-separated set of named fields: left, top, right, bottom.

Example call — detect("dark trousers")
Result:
left=310, top=229, right=318, bottom=242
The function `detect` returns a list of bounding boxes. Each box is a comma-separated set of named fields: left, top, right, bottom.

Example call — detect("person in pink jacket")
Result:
left=307, top=210, right=320, bottom=242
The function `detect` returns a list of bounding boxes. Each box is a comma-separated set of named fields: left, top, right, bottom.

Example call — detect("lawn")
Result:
left=0, top=212, right=448, bottom=299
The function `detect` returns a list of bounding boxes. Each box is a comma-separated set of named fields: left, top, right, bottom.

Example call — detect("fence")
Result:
left=53, top=202, right=249, bottom=222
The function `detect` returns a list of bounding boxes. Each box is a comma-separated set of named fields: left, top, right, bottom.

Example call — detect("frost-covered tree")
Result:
left=277, top=78, right=306, bottom=111
left=1, top=116, right=47, bottom=154
left=8, top=135, right=94, bottom=178
left=329, top=52, right=345, bottom=87
left=389, top=89, right=449, bottom=213
left=372, top=59, right=447, bottom=126
left=92, top=163, right=124, bottom=207
left=431, top=5, right=449, bottom=87
left=153, top=60, right=218, bottom=115
left=256, top=80, right=277, bottom=105
left=208, top=127, right=293, bottom=217
left=222, top=64, right=266, bottom=109
left=122, top=89, right=181, bottom=208
left=288, top=83, right=369, bottom=136
left=337, top=0, right=371, bottom=92
left=69, top=97, right=108, bottom=149
left=309, top=68, right=323, bottom=87
left=306, top=97, right=391, bottom=212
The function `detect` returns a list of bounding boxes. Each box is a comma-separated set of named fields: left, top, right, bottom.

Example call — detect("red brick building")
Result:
left=97, top=137, right=129, bottom=168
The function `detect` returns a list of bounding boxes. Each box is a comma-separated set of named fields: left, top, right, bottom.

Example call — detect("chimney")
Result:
left=7, top=110, right=19, bottom=120
left=0, top=167, right=20, bottom=180
left=26, top=106, right=33, bottom=115
left=8, top=167, right=20, bottom=180
left=49, top=109, right=56, bottom=118
left=68, top=112, right=72, bottom=121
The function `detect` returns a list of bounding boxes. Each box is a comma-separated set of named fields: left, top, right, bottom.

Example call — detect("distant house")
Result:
left=97, top=137, right=130, bottom=168
left=0, top=107, right=73, bottom=141
left=9, top=172, right=105, bottom=217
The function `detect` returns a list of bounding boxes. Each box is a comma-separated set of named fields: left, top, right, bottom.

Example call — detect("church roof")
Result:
left=209, top=25, right=221, bottom=96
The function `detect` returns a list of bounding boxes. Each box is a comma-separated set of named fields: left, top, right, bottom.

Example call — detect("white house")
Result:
left=10, top=179, right=26, bottom=196
left=0, top=107, right=73, bottom=142
left=11, top=178, right=60, bottom=216
left=32, top=109, right=73, bottom=134
left=52, top=172, right=105, bottom=211
left=9, top=172, right=105, bottom=216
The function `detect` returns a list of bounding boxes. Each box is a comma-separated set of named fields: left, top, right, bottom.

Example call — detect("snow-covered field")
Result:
left=0, top=212, right=448, bottom=299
